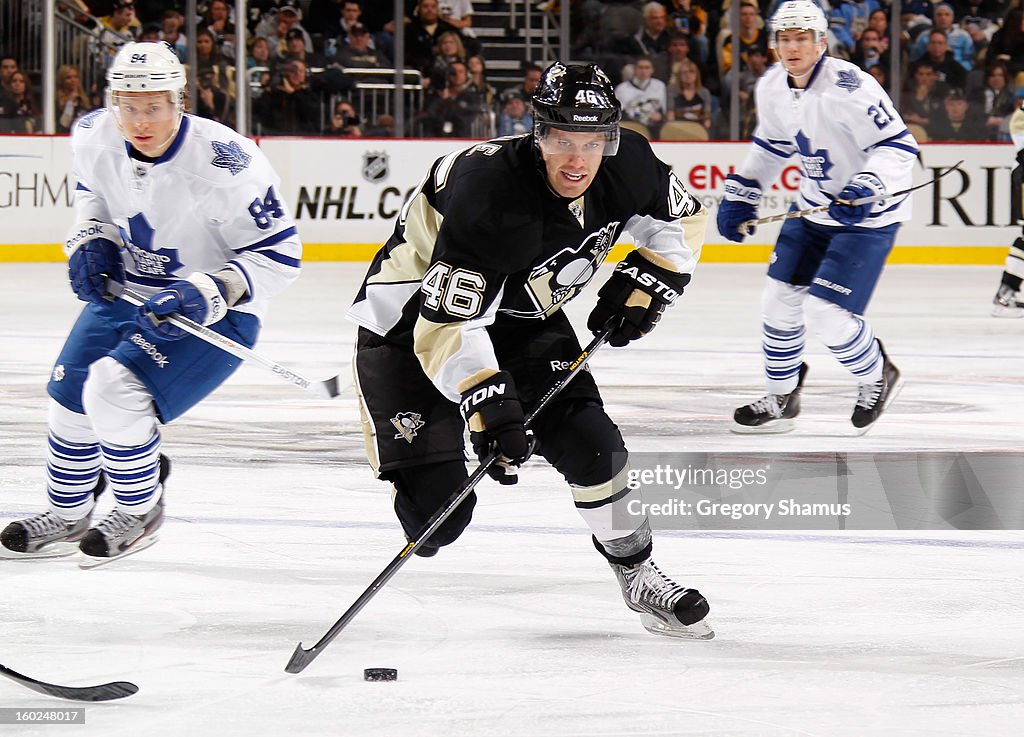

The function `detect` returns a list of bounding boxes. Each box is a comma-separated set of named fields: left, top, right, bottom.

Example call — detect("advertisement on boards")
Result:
left=0, top=135, right=1016, bottom=263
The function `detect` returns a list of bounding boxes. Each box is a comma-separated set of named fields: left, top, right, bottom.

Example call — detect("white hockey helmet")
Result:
left=108, top=41, right=186, bottom=95
left=769, top=0, right=829, bottom=49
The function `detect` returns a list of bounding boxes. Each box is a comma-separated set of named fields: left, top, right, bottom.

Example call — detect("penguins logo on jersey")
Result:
left=391, top=412, right=425, bottom=443
left=506, top=222, right=620, bottom=319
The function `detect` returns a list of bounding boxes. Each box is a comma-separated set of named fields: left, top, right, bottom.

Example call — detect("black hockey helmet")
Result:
left=532, top=62, right=621, bottom=156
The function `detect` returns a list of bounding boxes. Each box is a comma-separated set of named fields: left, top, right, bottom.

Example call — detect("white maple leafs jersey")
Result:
left=70, top=110, right=301, bottom=320
left=739, top=56, right=919, bottom=228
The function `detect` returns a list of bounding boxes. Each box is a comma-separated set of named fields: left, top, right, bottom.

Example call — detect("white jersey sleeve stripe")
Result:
left=753, top=137, right=793, bottom=158
left=868, top=129, right=919, bottom=155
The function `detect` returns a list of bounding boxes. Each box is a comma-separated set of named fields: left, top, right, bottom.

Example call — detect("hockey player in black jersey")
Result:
left=347, top=62, right=712, bottom=639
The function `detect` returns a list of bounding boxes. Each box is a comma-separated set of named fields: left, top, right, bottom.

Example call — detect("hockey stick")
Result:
left=112, top=284, right=347, bottom=400
left=737, top=160, right=964, bottom=236
left=284, top=324, right=615, bottom=674
left=0, top=663, right=138, bottom=702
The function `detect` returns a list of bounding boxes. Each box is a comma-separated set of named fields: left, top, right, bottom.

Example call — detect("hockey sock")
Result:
left=46, top=432, right=102, bottom=521
left=763, top=323, right=806, bottom=395
left=1005, top=238, right=1024, bottom=286
left=100, top=429, right=163, bottom=515
left=591, top=520, right=653, bottom=566
left=827, top=317, right=881, bottom=383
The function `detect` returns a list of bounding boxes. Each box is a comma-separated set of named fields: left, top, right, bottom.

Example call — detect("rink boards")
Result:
left=0, top=134, right=1013, bottom=264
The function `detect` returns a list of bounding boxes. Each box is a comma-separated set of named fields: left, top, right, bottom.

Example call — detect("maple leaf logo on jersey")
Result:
left=120, top=213, right=184, bottom=278
left=210, top=140, right=252, bottom=175
left=835, top=69, right=861, bottom=93
left=795, top=130, right=833, bottom=181
left=75, top=109, right=103, bottom=129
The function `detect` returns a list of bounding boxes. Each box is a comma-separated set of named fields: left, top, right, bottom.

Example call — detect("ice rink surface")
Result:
left=1, top=262, right=1022, bottom=736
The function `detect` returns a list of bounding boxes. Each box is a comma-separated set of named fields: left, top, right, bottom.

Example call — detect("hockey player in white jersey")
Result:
left=992, top=103, right=1024, bottom=317
left=0, top=42, right=301, bottom=564
left=716, top=0, right=916, bottom=434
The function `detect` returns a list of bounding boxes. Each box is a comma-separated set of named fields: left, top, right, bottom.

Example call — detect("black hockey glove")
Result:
left=587, top=248, right=691, bottom=347
left=460, top=371, right=529, bottom=486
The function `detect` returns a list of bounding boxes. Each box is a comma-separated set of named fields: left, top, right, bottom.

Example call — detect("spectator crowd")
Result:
left=1, top=0, right=1023, bottom=142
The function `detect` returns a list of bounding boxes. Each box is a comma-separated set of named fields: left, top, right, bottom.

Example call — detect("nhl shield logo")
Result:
left=362, top=151, right=389, bottom=182
left=391, top=411, right=425, bottom=443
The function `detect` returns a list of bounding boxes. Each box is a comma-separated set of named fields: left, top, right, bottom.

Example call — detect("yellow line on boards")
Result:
left=0, top=243, right=1011, bottom=266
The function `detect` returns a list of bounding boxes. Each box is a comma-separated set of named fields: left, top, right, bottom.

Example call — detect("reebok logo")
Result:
left=65, top=224, right=108, bottom=253
left=573, top=114, right=598, bottom=122
left=131, top=333, right=170, bottom=368
left=550, top=359, right=593, bottom=373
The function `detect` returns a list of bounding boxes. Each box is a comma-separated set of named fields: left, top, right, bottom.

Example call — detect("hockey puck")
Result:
left=363, top=668, right=398, bottom=682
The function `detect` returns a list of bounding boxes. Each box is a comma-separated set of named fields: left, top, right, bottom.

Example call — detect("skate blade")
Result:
left=639, top=614, right=716, bottom=640
left=852, top=376, right=905, bottom=436
left=78, top=535, right=159, bottom=569
left=991, top=304, right=1024, bottom=318
left=0, top=542, right=82, bottom=560
left=730, top=418, right=795, bottom=435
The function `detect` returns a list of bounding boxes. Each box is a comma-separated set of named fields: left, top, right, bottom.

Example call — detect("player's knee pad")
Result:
left=81, top=357, right=158, bottom=446
left=804, top=295, right=861, bottom=346
left=761, top=277, right=808, bottom=329
left=533, top=400, right=627, bottom=487
left=390, top=460, right=474, bottom=550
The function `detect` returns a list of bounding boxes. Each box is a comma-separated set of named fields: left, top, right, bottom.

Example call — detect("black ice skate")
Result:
left=0, top=511, right=92, bottom=559
left=991, top=283, right=1024, bottom=318
left=851, top=342, right=903, bottom=433
left=611, top=559, right=714, bottom=640
left=0, top=476, right=105, bottom=559
left=732, top=362, right=808, bottom=434
left=78, top=456, right=169, bottom=568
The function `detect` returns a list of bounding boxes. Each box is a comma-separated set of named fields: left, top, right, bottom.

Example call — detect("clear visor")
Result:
left=770, top=27, right=824, bottom=50
left=536, top=123, right=620, bottom=157
left=108, top=89, right=183, bottom=126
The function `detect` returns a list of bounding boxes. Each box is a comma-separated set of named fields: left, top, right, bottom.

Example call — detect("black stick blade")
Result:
left=0, top=664, right=138, bottom=702
left=284, top=643, right=317, bottom=673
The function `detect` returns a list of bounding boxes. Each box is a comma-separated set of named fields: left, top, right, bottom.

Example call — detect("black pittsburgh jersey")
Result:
left=347, top=129, right=707, bottom=402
